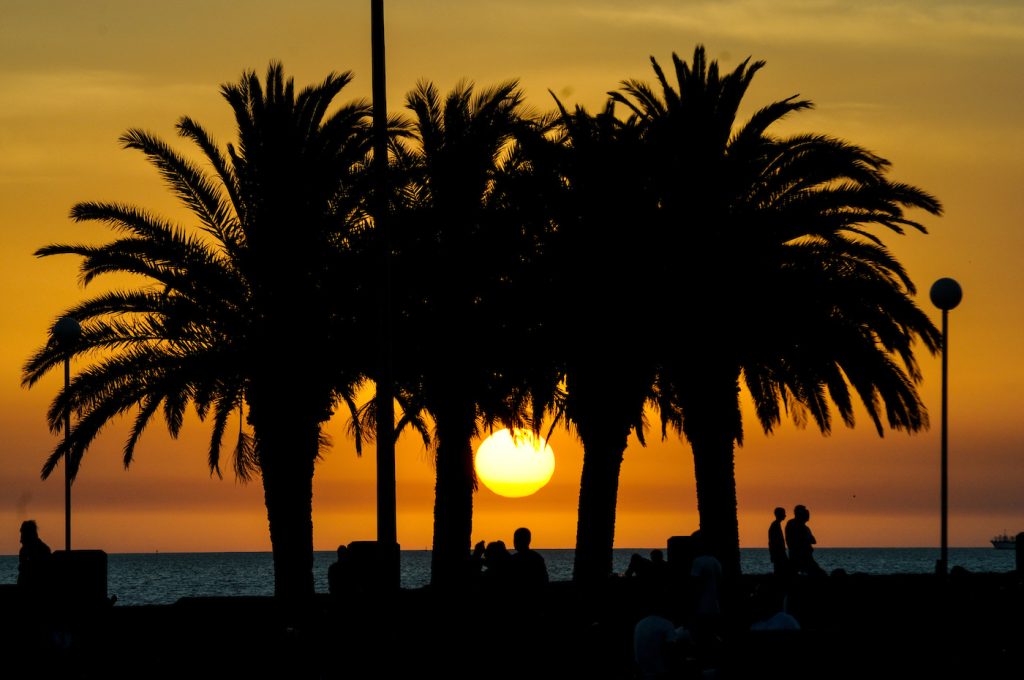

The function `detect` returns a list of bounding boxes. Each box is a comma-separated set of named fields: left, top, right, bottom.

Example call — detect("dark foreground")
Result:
left=3, top=571, right=1022, bottom=679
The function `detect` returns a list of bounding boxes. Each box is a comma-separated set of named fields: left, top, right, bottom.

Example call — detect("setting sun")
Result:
left=474, top=429, right=556, bottom=498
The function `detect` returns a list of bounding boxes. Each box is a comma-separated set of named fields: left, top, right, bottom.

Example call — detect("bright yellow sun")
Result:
left=474, top=428, right=556, bottom=498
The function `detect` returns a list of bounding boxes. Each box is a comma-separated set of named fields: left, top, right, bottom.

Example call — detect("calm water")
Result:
left=0, top=548, right=1015, bottom=606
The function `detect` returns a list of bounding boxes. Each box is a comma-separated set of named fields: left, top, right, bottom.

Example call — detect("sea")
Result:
left=0, top=548, right=1016, bottom=607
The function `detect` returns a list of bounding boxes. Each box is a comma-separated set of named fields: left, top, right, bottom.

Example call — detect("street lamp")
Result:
left=930, top=277, right=962, bottom=577
left=52, top=315, right=81, bottom=552
left=371, top=0, right=400, bottom=587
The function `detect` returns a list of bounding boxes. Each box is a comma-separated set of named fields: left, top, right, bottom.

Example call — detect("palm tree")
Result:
left=529, top=99, right=662, bottom=583
left=613, top=46, right=943, bottom=575
left=388, top=79, right=546, bottom=587
left=22, top=64, right=373, bottom=601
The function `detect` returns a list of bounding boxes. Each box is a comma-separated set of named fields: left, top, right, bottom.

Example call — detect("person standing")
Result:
left=768, top=507, right=789, bottom=578
left=785, top=505, right=826, bottom=577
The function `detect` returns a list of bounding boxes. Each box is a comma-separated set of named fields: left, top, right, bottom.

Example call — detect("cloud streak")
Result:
left=568, top=1, right=1024, bottom=50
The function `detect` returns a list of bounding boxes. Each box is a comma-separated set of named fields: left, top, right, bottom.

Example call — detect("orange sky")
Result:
left=2, top=1, right=1022, bottom=554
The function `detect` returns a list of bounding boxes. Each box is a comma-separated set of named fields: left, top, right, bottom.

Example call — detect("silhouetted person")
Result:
left=627, top=549, right=670, bottom=596
left=686, top=531, right=725, bottom=675
left=18, top=520, right=51, bottom=594
left=688, top=531, right=722, bottom=644
left=509, top=527, right=548, bottom=588
left=785, top=505, right=826, bottom=577
left=327, top=544, right=350, bottom=596
left=16, top=520, right=56, bottom=654
left=750, top=610, right=800, bottom=631
left=768, top=506, right=789, bottom=577
left=634, top=610, right=691, bottom=680
left=481, top=540, right=512, bottom=589
left=469, top=540, right=486, bottom=582
left=648, top=549, right=670, bottom=588
left=625, top=552, right=653, bottom=579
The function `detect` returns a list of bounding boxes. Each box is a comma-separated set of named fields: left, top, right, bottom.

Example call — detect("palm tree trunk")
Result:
left=681, top=369, right=743, bottom=577
left=255, top=412, right=319, bottom=603
left=430, top=404, right=476, bottom=589
left=572, top=431, right=628, bottom=584
left=690, top=432, right=741, bottom=577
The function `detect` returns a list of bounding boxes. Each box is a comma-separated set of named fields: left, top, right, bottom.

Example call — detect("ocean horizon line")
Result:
left=0, top=545, right=1000, bottom=559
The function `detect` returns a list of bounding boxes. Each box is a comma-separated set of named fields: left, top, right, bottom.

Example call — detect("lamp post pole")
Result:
left=930, top=277, right=962, bottom=577
left=52, top=315, right=81, bottom=552
left=371, top=0, right=399, bottom=586
left=64, top=353, right=71, bottom=551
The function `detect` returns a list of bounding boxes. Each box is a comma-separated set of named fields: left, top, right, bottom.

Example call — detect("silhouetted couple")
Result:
left=471, top=527, right=547, bottom=592
left=469, top=539, right=506, bottom=588
left=625, top=549, right=669, bottom=580
left=771, top=505, right=826, bottom=578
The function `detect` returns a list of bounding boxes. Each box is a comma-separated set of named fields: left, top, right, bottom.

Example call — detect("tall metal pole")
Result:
left=939, top=307, right=949, bottom=575
left=930, top=277, right=961, bottom=577
left=53, top=315, right=81, bottom=552
left=64, top=354, right=72, bottom=551
left=371, top=0, right=398, bottom=583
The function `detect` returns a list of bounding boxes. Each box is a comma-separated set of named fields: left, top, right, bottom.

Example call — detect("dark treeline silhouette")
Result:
left=23, top=45, right=941, bottom=598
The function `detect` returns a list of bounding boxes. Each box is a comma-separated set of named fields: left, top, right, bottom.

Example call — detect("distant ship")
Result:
left=991, top=533, right=1017, bottom=549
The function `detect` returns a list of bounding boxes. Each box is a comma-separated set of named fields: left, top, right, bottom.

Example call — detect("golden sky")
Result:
left=2, top=1, right=1022, bottom=554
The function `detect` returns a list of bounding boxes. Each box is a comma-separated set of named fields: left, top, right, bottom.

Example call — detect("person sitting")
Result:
left=648, top=549, right=670, bottom=586
left=634, top=611, right=691, bottom=680
left=751, top=610, right=800, bottom=631
left=688, top=531, right=723, bottom=652
left=327, top=544, right=350, bottom=596
left=624, top=552, right=653, bottom=579
left=18, top=520, right=52, bottom=594
left=481, top=540, right=512, bottom=590
left=508, top=527, right=548, bottom=588
left=469, top=540, right=486, bottom=584
left=626, top=549, right=670, bottom=595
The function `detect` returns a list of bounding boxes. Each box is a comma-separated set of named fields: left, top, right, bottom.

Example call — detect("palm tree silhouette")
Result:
left=533, top=99, right=661, bottom=583
left=22, top=64, right=373, bottom=601
left=389, top=79, right=545, bottom=587
left=614, top=46, right=943, bottom=574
